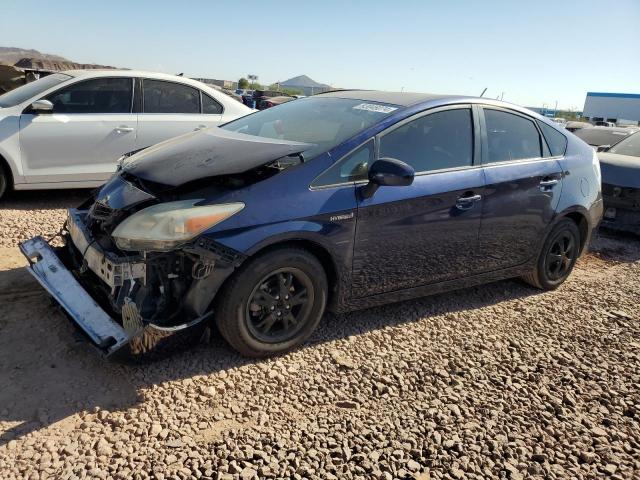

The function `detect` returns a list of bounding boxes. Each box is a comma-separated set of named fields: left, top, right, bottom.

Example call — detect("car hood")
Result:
left=598, top=152, right=640, bottom=189
left=123, top=127, right=312, bottom=187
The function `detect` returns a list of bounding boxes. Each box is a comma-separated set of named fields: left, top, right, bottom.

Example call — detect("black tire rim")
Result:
left=245, top=267, right=314, bottom=344
left=545, top=231, right=576, bottom=281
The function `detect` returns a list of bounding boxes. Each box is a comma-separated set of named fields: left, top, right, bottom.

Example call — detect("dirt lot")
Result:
left=0, top=190, right=639, bottom=480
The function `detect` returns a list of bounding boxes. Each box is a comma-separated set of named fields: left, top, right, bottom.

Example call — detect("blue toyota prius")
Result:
left=21, top=90, right=603, bottom=359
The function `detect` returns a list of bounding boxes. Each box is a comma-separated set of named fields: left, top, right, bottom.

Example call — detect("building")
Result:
left=279, top=75, right=331, bottom=96
left=583, top=92, right=640, bottom=125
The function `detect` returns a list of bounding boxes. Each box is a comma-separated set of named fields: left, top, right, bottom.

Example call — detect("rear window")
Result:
left=484, top=109, right=542, bottom=162
left=573, top=128, right=630, bottom=147
left=143, top=79, right=200, bottom=114
left=202, top=93, right=223, bottom=114
left=608, top=132, right=640, bottom=157
left=537, top=121, right=568, bottom=156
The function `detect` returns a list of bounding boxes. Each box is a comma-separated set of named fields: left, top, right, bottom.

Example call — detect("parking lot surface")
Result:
left=0, top=191, right=639, bottom=480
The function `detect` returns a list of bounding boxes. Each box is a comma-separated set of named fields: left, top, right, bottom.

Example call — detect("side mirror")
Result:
left=29, top=99, right=54, bottom=114
left=361, top=157, right=414, bottom=199
left=596, top=144, right=611, bottom=152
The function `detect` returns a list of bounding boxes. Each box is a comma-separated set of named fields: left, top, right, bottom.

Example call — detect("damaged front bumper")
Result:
left=21, top=236, right=132, bottom=356
left=19, top=209, right=237, bottom=360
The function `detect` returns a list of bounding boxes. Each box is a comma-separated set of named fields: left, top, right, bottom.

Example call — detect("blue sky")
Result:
left=1, top=0, right=638, bottom=110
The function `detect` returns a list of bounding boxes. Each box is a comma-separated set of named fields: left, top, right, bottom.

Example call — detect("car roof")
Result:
left=317, top=89, right=458, bottom=107
left=60, top=69, right=211, bottom=89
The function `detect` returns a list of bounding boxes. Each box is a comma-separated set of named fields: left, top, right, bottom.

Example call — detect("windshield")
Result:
left=0, top=73, right=71, bottom=108
left=608, top=132, right=640, bottom=157
left=221, top=96, right=400, bottom=158
left=573, top=128, right=630, bottom=147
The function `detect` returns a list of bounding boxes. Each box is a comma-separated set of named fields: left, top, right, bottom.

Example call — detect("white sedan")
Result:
left=0, top=70, right=253, bottom=198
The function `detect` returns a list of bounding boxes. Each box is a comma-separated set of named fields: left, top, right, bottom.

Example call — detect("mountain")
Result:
left=0, top=46, right=117, bottom=71
left=280, top=75, right=330, bottom=89
left=0, top=47, right=70, bottom=65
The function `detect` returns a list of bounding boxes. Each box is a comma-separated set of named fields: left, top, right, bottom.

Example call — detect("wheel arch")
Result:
left=555, top=208, right=589, bottom=254
left=247, top=238, right=339, bottom=304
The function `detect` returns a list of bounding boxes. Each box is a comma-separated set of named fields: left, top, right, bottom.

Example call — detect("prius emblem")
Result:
left=330, top=212, right=354, bottom=222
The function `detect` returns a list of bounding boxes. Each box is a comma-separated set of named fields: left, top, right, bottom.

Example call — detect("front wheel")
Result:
left=522, top=218, right=581, bottom=290
left=215, top=247, right=327, bottom=358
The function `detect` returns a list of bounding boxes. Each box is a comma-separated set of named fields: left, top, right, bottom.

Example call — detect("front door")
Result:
left=477, top=107, right=564, bottom=271
left=19, top=76, right=136, bottom=184
left=135, top=79, right=223, bottom=149
left=352, top=106, right=485, bottom=298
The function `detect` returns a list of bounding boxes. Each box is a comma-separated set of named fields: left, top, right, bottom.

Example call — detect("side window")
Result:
left=484, top=109, right=542, bottom=162
left=46, top=77, right=132, bottom=114
left=537, top=120, right=568, bottom=156
left=143, top=79, right=200, bottom=114
left=311, top=140, right=373, bottom=187
left=379, top=108, right=473, bottom=173
left=202, top=93, right=223, bottom=114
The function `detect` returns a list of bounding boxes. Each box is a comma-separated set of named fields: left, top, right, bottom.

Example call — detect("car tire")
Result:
left=522, top=218, right=581, bottom=290
left=215, top=247, right=327, bottom=358
left=0, top=163, right=8, bottom=200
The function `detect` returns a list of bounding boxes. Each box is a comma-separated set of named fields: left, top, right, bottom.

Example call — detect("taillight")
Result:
left=265, top=102, right=273, bottom=108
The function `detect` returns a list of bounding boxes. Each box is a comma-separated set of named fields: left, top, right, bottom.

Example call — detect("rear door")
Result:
left=477, top=106, right=564, bottom=271
left=352, top=105, right=485, bottom=297
left=135, top=79, right=223, bottom=148
left=19, top=76, right=136, bottom=184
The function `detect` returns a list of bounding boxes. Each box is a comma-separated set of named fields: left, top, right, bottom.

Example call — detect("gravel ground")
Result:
left=0, top=191, right=639, bottom=480
left=0, top=189, right=90, bottom=248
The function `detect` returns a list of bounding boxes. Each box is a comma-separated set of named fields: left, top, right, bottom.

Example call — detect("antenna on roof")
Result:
left=177, top=72, right=184, bottom=76
left=480, top=87, right=487, bottom=97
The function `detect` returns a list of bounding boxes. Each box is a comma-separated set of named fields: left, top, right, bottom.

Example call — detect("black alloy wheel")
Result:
left=246, top=268, right=314, bottom=343
left=522, top=218, right=581, bottom=290
left=215, top=247, right=327, bottom=357
left=544, top=231, right=576, bottom=281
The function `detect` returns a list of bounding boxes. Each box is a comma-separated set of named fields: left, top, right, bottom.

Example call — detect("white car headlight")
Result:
left=112, top=200, right=244, bottom=251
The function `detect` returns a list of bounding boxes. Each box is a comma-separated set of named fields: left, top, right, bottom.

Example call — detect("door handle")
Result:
left=539, top=177, right=559, bottom=191
left=456, top=194, right=482, bottom=210
left=194, top=124, right=207, bottom=131
left=114, top=126, right=134, bottom=133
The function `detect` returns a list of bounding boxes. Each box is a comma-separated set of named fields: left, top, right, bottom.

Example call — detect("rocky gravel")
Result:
left=0, top=189, right=90, bottom=247
left=1, top=191, right=639, bottom=480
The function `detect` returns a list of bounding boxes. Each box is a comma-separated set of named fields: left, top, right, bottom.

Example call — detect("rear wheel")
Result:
left=215, top=247, right=327, bottom=358
left=0, top=163, right=8, bottom=200
left=522, top=218, right=581, bottom=290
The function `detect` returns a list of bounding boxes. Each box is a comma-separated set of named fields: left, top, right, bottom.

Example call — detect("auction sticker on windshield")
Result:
left=352, top=103, right=398, bottom=114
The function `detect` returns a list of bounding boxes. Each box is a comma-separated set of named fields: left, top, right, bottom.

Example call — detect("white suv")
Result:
left=0, top=70, right=253, bottom=198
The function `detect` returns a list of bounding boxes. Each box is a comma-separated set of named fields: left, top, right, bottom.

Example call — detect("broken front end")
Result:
left=20, top=128, right=311, bottom=359
left=21, top=194, right=246, bottom=360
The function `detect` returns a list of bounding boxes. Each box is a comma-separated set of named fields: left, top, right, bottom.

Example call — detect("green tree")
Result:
left=238, top=77, right=249, bottom=89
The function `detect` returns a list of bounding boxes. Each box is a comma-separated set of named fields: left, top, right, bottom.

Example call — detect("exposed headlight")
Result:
left=112, top=200, right=244, bottom=251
